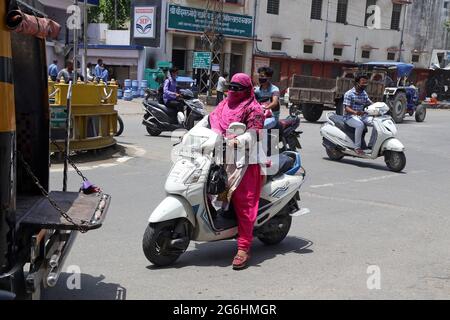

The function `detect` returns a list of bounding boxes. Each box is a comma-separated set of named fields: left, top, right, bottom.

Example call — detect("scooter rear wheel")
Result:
left=257, top=214, right=292, bottom=246
left=146, top=126, right=162, bottom=136
left=326, top=147, right=344, bottom=161
left=142, top=220, right=190, bottom=267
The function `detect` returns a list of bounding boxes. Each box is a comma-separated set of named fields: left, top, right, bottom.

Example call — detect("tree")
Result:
left=88, top=0, right=131, bottom=30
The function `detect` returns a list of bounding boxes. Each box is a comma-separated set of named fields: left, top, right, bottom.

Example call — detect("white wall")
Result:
left=106, top=30, right=131, bottom=46
left=254, top=0, right=433, bottom=67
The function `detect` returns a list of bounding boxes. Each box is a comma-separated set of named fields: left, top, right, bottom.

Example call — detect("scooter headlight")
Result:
left=183, top=158, right=206, bottom=185
left=184, top=168, right=203, bottom=185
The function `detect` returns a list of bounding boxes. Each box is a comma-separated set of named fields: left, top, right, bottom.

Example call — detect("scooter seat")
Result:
left=145, top=100, right=178, bottom=117
left=267, top=152, right=296, bottom=179
left=329, top=114, right=367, bottom=142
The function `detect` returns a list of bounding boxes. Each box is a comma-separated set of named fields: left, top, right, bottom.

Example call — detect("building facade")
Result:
left=131, top=0, right=256, bottom=80
left=253, top=0, right=448, bottom=90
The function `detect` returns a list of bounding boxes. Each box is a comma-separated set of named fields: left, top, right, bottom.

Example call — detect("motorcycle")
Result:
left=142, top=122, right=307, bottom=267
left=320, top=102, right=406, bottom=172
left=142, top=89, right=206, bottom=136
left=259, top=97, right=302, bottom=152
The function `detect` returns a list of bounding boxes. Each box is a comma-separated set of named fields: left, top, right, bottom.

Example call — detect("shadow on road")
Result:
left=50, top=144, right=129, bottom=164
left=42, top=273, right=127, bottom=300
left=322, top=157, right=406, bottom=173
left=147, top=236, right=313, bottom=270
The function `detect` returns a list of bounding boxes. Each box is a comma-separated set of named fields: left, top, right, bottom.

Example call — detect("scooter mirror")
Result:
left=228, top=122, right=247, bottom=136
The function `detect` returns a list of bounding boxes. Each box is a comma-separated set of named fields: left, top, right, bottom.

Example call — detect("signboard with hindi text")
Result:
left=193, top=52, right=212, bottom=69
left=167, top=4, right=253, bottom=38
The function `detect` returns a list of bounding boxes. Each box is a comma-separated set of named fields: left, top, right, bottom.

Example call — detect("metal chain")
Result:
left=50, top=140, right=88, bottom=182
left=17, top=151, right=89, bottom=233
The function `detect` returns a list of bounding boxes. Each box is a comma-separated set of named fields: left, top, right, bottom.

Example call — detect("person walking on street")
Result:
left=48, top=59, right=58, bottom=81
left=216, top=72, right=229, bottom=105
left=99, top=63, right=109, bottom=83
left=94, top=58, right=103, bottom=80
left=56, top=60, right=74, bottom=83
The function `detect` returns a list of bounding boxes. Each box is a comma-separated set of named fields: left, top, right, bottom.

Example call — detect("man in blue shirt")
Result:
left=48, top=60, right=59, bottom=81
left=99, top=63, right=109, bottom=83
left=94, top=58, right=103, bottom=80
left=343, top=74, right=375, bottom=155
left=255, top=66, right=281, bottom=122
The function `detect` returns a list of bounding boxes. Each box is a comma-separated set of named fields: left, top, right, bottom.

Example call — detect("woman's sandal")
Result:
left=232, top=251, right=250, bottom=270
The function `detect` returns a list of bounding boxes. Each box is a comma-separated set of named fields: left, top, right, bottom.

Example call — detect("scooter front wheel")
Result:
left=384, top=151, right=406, bottom=172
left=142, top=220, right=190, bottom=267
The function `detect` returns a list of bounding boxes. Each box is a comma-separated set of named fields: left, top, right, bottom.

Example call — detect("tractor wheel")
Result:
left=389, top=92, right=407, bottom=123
left=302, top=104, right=323, bottom=122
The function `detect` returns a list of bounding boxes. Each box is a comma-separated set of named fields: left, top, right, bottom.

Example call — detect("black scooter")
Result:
left=142, top=89, right=206, bottom=136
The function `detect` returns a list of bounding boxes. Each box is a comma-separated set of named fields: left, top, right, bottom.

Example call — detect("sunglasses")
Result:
left=228, top=83, right=248, bottom=92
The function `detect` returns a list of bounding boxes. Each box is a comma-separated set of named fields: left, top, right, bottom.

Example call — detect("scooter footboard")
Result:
left=149, top=195, right=196, bottom=227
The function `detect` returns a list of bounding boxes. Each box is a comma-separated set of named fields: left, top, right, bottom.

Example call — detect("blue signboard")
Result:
left=87, top=0, right=99, bottom=5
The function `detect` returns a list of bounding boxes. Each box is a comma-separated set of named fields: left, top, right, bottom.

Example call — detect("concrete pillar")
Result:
left=244, top=42, right=253, bottom=75
left=186, top=36, right=195, bottom=77
left=223, top=40, right=232, bottom=75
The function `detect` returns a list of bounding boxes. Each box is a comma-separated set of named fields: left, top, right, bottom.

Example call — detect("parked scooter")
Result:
left=320, top=102, right=406, bottom=172
left=142, top=122, right=307, bottom=267
left=142, top=89, right=206, bottom=136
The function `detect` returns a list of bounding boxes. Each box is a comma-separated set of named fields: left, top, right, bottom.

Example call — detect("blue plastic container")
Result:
left=117, top=88, right=123, bottom=99
left=123, top=89, right=133, bottom=101
left=140, top=79, right=148, bottom=88
left=124, top=79, right=132, bottom=89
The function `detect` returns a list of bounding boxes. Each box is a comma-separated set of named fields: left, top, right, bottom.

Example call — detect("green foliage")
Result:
left=88, top=0, right=131, bottom=30
left=444, top=20, right=450, bottom=31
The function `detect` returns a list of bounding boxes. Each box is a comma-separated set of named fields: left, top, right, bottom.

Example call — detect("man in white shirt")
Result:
left=216, top=72, right=229, bottom=105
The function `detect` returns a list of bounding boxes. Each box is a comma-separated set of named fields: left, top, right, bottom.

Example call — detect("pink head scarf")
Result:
left=209, top=73, right=264, bottom=135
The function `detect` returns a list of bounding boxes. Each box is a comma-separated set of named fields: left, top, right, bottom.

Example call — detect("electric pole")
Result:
left=200, top=0, right=224, bottom=98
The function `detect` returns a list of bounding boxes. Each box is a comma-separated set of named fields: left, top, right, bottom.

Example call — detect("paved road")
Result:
left=43, top=105, right=450, bottom=300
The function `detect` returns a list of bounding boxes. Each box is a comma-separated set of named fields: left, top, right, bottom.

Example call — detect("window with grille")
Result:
left=391, top=4, right=402, bottom=30
left=334, top=47, right=343, bottom=56
left=387, top=52, right=396, bottom=60
left=361, top=50, right=371, bottom=59
left=304, top=45, right=313, bottom=54
left=267, top=0, right=280, bottom=15
left=365, top=0, right=377, bottom=26
left=311, top=0, right=323, bottom=20
left=336, top=0, right=348, bottom=24
left=412, top=54, right=420, bottom=63
left=272, top=41, right=282, bottom=50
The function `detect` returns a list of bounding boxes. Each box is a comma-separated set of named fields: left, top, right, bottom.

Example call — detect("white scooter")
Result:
left=320, top=102, right=406, bottom=172
left=142, top=122, right=307, bottom=267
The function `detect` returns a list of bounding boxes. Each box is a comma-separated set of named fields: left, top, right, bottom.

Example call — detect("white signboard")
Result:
left=134, top=6, right=156, bottom=38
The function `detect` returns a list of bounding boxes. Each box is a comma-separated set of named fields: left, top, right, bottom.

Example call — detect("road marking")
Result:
left=310, top=170, right=426, bottom=189
left=302, top=191, right=418, bottom=213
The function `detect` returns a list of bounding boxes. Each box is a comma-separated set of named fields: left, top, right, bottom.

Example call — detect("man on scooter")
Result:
left=343, top=74, right=376, bottom=155
left=255, top=66, right=281, bottom=124
left=163, top=67, right=183, bottom=113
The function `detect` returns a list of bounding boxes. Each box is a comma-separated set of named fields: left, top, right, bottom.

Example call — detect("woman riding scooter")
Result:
left=208, top=73, right=265, bottom=270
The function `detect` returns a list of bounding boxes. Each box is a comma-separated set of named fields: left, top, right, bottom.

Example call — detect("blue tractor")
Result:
left=361, top=62, right=426, bottom=123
